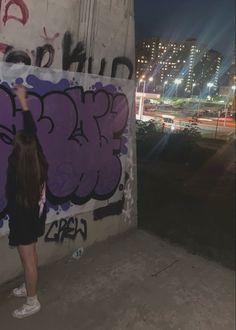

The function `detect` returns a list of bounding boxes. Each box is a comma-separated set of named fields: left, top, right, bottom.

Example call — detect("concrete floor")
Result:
left=0, top=230, right=235, bottom=330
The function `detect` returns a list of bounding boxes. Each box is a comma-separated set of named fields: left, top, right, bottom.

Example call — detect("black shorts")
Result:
left=8, top=205, right=46, bottom=247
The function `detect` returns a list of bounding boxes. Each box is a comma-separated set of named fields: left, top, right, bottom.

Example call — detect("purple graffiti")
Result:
left=0, top=78, right=129, bottom=223
left=2, top=75, right=70, bottom=95
left=92, top=82, right=122, bottom=94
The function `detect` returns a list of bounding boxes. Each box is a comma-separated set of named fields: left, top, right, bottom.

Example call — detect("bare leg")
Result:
left=17, top=243, right=37, bottom=297
left=33, top=243, right=38, bottom=269
left=13, top=243, right=41, bottom=318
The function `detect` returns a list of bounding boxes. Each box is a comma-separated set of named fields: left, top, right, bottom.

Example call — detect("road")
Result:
left=136, top=111, right=236, bottom=139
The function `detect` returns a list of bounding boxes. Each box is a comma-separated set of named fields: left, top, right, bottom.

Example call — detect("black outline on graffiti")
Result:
left=1, top=31, right=134, bottom=79
left=0, top=84, right=129, bottom=218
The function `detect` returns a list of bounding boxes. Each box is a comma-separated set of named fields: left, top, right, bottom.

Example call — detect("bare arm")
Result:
left=15, top=85, right=28, bottom=111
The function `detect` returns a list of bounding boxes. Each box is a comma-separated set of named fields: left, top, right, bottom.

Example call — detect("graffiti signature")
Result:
left=44, top=217, right=87, bottom=243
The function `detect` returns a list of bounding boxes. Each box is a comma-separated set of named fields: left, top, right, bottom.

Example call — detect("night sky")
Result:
left=134, top=0, right=235, bottom=62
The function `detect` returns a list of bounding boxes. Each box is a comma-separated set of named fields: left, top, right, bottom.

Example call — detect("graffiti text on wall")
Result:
left=44, top=217, right=87, bottom=243
left=0, top=76, right=129, bottom=222
left=0, top=0, right=29, bottom=26
left=0, top=31, right=134, bottom=79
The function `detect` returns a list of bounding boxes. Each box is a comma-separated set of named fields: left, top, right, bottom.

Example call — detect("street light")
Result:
left=137, top=78, right=146, bottom=120
left=140, top=77, right=153, bottom=93
left=163, top=80, right=168, bottom=98
left=191, top=83, right=196, bottom=98
left=232, top=85, right=236, bottom=112
left=148, top=77, right=154, bottom=93
left=174, top=78, right=182, bottom=97
left=138, top=77, right=153, bottom=120
left=139, top=78, right=146, bottom=93
left=207, top=82, right=214, bottom=97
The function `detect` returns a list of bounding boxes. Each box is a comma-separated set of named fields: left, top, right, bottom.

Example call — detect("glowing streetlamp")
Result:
left=148, top=77, right=154, bottom=93
left=207, top=82, right=214, bottom=96
left=191, top=83, right=196, bottom=97
left=174, top=78, right=182, bottom=97
left=138, top=77, right=153, bottom=120
left=232, top=85, right=236, bottom=112
left=139, top=77, right=153, bottom=93
left=139, top=78, right=146, bottom=93
left=137, top=78, right=146, bottom=120
left=163, top=80, right=168, bottom=98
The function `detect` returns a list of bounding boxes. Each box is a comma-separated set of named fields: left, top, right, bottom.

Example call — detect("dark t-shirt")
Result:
left=6, top=111, right=47, bottom=246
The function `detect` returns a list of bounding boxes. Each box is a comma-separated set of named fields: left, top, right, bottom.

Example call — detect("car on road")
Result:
left=161, top=115, right=176, bottom=131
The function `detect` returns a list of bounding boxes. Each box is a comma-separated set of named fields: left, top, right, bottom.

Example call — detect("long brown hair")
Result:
left=8, top=131, right=48, bottom=209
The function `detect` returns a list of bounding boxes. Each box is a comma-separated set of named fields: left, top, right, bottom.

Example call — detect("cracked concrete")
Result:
left=0, top=230, right=235, bottom=330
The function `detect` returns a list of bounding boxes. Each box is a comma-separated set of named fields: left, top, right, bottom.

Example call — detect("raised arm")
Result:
left=15, top=85, right=37, bottom=135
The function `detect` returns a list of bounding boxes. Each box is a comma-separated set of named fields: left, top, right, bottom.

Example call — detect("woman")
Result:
left=6, top=85, right=48, bottom=318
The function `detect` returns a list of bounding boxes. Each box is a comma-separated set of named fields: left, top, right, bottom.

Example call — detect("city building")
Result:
left=193, top=49, right=223, bottom=95
left=219, top=62, right=236, bottom=109
left=135, top=37, right=159, bottom=80
left=136, top=37, right=223, bottom=96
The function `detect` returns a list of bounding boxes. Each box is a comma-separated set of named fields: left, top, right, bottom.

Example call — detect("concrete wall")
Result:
left=0, top=0, right=136, bottom=285
left=0, top=0, right=135, bottom=79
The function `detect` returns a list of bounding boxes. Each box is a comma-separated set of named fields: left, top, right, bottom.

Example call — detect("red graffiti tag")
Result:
left=41, top=27, right=60, bottom=43
left=2, top=0, right=29, bottom=26
left=0, top=42, right=9, bottom=53
left=0, top=0, right=3, bottom=14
